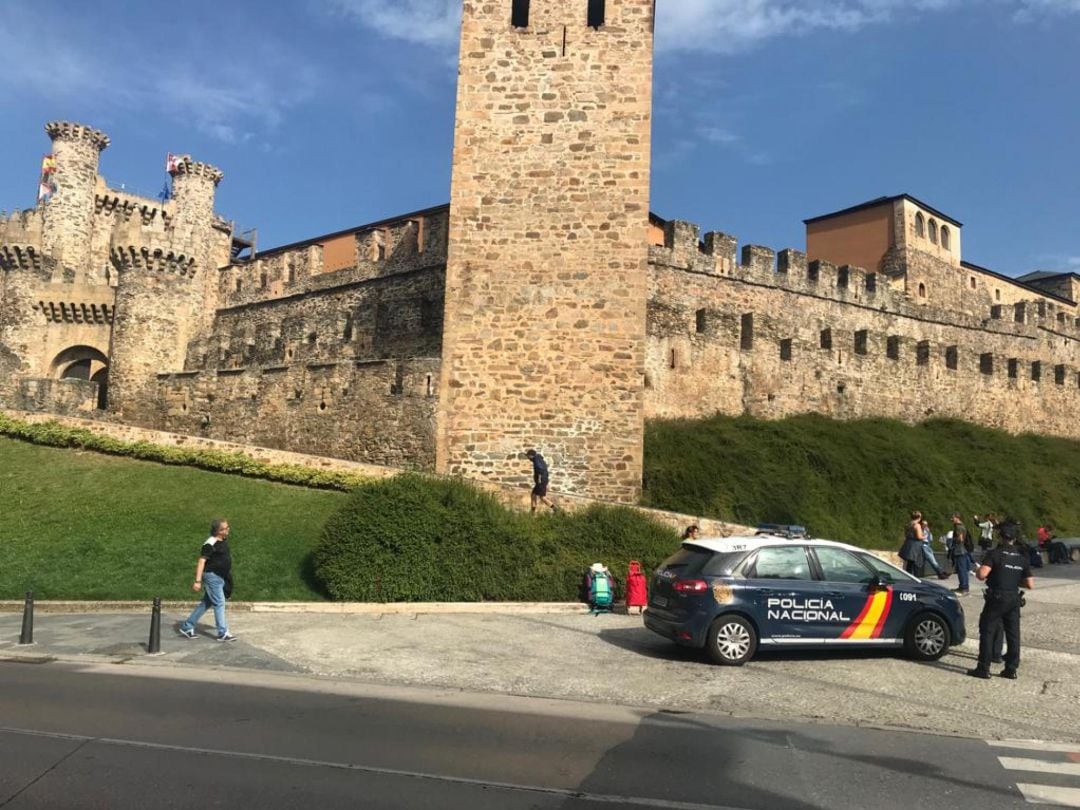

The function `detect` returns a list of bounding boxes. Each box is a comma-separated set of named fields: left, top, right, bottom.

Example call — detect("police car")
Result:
left=644, top=534, right=966, bottom=666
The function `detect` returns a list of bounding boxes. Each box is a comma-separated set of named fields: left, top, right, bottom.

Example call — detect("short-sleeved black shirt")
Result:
left=983, top=545, right=1031, bottom=592
left=200, top=538, right=232, bottom=578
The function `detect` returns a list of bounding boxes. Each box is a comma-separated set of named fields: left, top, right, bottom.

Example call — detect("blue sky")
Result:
left=1, top=0, right=1077, bottom=277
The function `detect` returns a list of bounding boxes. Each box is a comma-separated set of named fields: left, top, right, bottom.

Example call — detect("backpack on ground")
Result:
left=587, top=563, right=614, bottom=615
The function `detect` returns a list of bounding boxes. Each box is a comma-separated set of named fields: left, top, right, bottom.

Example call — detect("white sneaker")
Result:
left=216, top=632, right=238, bottom=643
left=177, top=626, right=197, bottom=639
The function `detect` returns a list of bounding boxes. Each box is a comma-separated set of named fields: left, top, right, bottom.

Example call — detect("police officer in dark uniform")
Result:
left=967, top=519, right=1034, bottom=680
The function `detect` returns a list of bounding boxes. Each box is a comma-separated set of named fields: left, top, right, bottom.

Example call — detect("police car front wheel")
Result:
left=903, top=612, right=950, bottom=662
left=706, top=615, right=758, bottom=666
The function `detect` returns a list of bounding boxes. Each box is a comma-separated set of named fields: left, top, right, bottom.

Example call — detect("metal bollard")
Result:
left=18, top=591, right=34, bottom=645
left=148, top=597, right=162, bottom=655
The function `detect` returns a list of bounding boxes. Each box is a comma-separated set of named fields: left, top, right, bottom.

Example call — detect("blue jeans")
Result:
left=181, top=572, right=228, bottom=637
left=953, top=553, right=971, bottom=591
left=922, top=543, right=941, bottom=574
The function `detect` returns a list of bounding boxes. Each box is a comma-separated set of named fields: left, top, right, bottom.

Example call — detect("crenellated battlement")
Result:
left=95, top=192, right=171, bottom=228
left=111, top=245, right=197, bottom=276
left=44, top=121, right=110, bottom=151
left=168, top=157, right=224, bottom=186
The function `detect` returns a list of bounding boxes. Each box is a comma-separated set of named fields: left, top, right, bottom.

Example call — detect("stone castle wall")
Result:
left=645, top=221, right=1080, bottom=439
left=438, top=0, right=656, bottom=503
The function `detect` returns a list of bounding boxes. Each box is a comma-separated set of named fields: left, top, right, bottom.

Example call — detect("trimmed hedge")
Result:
left=643, top=413, right=1080, bottom=549
left=314, top=474, right=681, bottom=602
left=0, top=413, right=368, bottom=492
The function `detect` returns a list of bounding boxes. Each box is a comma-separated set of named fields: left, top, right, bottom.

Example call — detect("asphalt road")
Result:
left=1, top=661, right=1073, bottom=810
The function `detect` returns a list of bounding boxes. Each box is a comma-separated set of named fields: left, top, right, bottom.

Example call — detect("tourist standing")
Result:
left=949, top=513, right=972, bottom=596
left=921, top=519, right=947, bottom=579
left=178, top=519, right=237, bottom=642
left=899, top=511, right=925, bottom=577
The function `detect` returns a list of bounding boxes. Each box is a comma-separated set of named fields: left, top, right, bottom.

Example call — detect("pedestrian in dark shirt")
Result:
left=899, top=511, right=925, bottom=577
left=949, top=513, right=973, bottom=596
left=967, top=519, right=1033, bottom=680
left=178, top=519, right=237, bottom=642
left=525, top=449, right=557, bottom=513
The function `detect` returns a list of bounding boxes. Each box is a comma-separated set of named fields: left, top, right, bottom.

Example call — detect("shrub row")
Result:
left=643, top=413, right=1080, bottom=549
left=0, top=413, right=368, bottom=492
left=314, top=474, right=682, bottom=602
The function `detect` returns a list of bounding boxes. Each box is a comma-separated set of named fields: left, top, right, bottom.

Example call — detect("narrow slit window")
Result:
left=946, top=346, right=958, bottom=370
left=887, top=336, right=900, bottom=361
left=740, top=313, right=754, bottom=351
left=511, top=0, right=530, bottom=28
left=587, top=0, right=606, bottom=28
left=1031, top=361, right=1041, bottom=382
left=854, top=330, right=868, bottom=356
left=670, top=348, right=677, bottom=369
left=695, top=308, right=707, bottom=334
left=1055, top=364, right=1066, bottom=385
left=980, top=353, right=993, bottom=375
left=780, top=339, right=793, bottom=362
left=819, top=329, right=832, bottom=350
left=1008, top=359, right=1018, bottom=379
left=917, top=341, right=931, bottom=366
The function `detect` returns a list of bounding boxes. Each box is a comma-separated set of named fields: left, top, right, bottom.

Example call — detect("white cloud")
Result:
left=0, top=4, right=325, bottom=144
left=325, top=0, right=462, bottom=46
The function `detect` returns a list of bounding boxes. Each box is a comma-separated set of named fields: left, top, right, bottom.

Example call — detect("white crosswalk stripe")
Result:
left=989, top=739, right=1080, bottom=807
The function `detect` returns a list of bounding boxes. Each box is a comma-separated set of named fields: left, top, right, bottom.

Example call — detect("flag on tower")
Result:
left=166, top=153, right=185, bottom=173
left=38, top=180, right=57, bottom=203
left=41, top=155, right=57, bottom=175
left=158, top=179, right=172, bottom=204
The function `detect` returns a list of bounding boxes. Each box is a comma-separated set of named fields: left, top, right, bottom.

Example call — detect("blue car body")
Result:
left=644, top=535, right=966, bottom=665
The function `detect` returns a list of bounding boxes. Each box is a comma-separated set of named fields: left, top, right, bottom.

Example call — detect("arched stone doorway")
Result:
left=50, top=346, right=109, bottom=410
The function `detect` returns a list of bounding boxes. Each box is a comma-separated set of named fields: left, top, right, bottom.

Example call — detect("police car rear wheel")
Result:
left=706, top=616, right=757, bottom=666
left=904, top=613, right=950, bottom=661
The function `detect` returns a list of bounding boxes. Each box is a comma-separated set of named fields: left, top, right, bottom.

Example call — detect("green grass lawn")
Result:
left=0, top=438, right=344, bottom=601
left=643, top=413, right=1080, bottom=549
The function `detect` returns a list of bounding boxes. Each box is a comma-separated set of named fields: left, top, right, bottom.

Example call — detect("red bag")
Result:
left=626, top=560, right=647, bottom=607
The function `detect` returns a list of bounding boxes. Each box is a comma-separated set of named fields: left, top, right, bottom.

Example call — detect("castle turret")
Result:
left=436, top=0, right=656, bottom=502
left=40, top=121, right=110, bottom=277
left=106, top=157, right=222, bottom=424
left=0, top=211, right=50, bottom=402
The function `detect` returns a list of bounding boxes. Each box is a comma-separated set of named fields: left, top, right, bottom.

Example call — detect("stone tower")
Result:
left=41, top=121, right=110, bottom=279
left=436, top=0, right=656, bottom=503
left=106, top=158, right=222, bottom=424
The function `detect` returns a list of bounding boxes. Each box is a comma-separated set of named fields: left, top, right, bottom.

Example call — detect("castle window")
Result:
left=260, top=272, right=268, bottom=289
left=1058, top=312, right=1067, bottom=325
left=695, top=308, right=707, bottom=334
left=740, top=313, right=754, bottom=351
left=1055, top=364, right=1066, bottom=385
left=1008, top=359, right=1018, bottom=379
left=670, top=348, right=677, bottom=369
left=820, top=328, right=832, bottom=350
left=980, top=353, right=994, bottom=375
left=854, top=330, right=868, bottom=356
left=928, top=219, right=939, bottom=245
left=235, top=278, right=242, bottom=293
left=946, top=345, right=958, bottom=370
left=915, top=212, right=925, bottom=238
left=287, top=265, right=296, bottom=284
left=995, top=289, right=1001, bottom=302
left=941, top=225, right=951, bottom=250
left=917, top=341, right=931, bottom=366
left=969, top=276, right=976, bottom=290
left=780, top=339, right=793, bottom=362
left=587, top=0, right=606, bottom=28
left=918, top=282, right=927, bottom=299
left=837, top=267, right=849, bottom=290
left=426, top=374, right=433, bottom=397
left=1031, top=361, right=1042, bottom=382
left=376, top=243, right=386, bottom=261
left=887, top=336, right=900, bottom=361
left=343, top=313, right=354, bottom=342
left=511, top=0, right=530, bottom=28
left=865, top=273, right=877, bottom=293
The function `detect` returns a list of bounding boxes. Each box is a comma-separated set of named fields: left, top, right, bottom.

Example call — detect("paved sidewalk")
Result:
left=2, top=569, right=1078, bottom=745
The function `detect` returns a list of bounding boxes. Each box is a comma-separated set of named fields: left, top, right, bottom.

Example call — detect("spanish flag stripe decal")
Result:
left=870, top=587, right=894, bottom=639
left=840, top=593, right=876, bottom=639
left=842, top=587, right=893, bottom=640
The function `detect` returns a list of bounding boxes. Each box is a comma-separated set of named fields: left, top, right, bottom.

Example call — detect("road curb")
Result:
left=0, top=601, right=592, bottom=616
